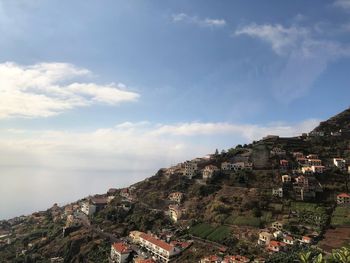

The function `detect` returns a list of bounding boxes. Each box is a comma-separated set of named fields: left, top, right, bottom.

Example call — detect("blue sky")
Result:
left=0, top=0, right=350, bottom=218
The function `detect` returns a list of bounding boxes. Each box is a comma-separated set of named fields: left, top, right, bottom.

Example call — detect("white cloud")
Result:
left=171, top=13, right=226, bottom=28
left=151, top=119, right=319, bottom=141
left=235, top=23, right=350, bottom=102
left=0, top=119, right=319, bottom=170
left=235, top=23, right=308, bottom=55
left=334, top=0, right=350, bottom=10
left=0, top=118, right=318, bottom=218
left=0, top=62, right=139, bottom=119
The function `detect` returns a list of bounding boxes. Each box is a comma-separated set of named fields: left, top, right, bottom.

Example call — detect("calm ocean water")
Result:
left=0, top=167, right=151, bottom=220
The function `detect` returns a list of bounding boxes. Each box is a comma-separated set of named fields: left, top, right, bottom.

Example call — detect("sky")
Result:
left=0, top=0, right=350, bottom=219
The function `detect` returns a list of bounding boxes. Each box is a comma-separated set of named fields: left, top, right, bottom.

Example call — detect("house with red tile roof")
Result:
left=301, top=236, right=312, bottom=244
left=134, top=258, right=156, bottom=263
left=280, top=160, right=289, bottom=168
left=222, top=255, right=251, bottom=263
left=200, top=255, right=222, bottom=263
left=267, top=241, right=286, bottom=252
left=311, top=165, right=325, bottom=174
left=283, top=235, right=295, bottom=245
left=337, top=193, right=350, bottom=205
left=110, top=242, right=132, bottom=263
left=139, top=233, right=180, bottom=262
left=307, top=159, right=322, bottom=166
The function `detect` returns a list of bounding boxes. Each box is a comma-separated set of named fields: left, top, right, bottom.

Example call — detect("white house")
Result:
left=334, top=158, right=346, bottom=169
left=221, top=162, right=234, bottom=171
left=272, top=188, right=283, bottom=198
left=168, top=192, right=183, bottom=203
left=169, top=205, right=182, bottom=222
left=258, top=231, right=273, bottom=245
left=81, top=201, right=96, bottom=216
left=337, top=193, right=350, bottom=205
left=183, top=161, right=198, bottom=179
left=301, top=166, right=313, bottom=175
left=202, top=165, right=219, bottom=180
left=281, top=175, right=291, bottom=183
left=139, top=233, right=181, bottom=262
left=311, top=165, right=325, bottom=174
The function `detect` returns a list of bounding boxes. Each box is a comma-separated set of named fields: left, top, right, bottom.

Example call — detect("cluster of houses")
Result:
left=164, top=155, right=253, bottom=182
left=257, top=221, right=313, bottom=254
left=272, top=151, right=324, bottom=201
left=199, top=254, right=252, bottom=263
left=110, top=231, right=191, bottom=263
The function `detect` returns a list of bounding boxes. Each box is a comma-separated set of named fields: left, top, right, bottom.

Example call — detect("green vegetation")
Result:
left=331, top=206, right=350, bottom=226
left=189, top=223, right=231, bottom=242
left=206, top=226, right=231, bottom=242
left=189, top=223, right=216, bottom=239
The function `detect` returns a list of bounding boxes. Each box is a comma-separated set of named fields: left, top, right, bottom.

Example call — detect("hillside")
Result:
left=312, top=107, right=350, bottom=134
left=1, top=108, right=350, bottom=263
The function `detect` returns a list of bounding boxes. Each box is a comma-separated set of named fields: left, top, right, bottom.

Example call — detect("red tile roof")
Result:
left=140, top=233, right=174, bottom=252
left=338, top=193, right=350, bottom=198
left=112, top=242, right=132, bottom=254
left=136, top=259, right=156, bottom=263
left=202, top=255, right=221, bottom=262
left=223, top=255, right=250, bottom=262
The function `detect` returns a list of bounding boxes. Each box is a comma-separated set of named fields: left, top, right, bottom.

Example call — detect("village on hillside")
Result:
left=1, top=121, right=350, bottom=262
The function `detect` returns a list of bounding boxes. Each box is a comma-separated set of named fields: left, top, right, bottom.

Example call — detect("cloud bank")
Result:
left=0, top=62, right=139, bottom=119
left=235, top=23, right=350, bottom=103
left=172, top=13, right=226, bottom=28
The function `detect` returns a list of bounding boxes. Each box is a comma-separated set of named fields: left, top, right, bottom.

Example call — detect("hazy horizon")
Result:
left=1, top=0, right=350, bottom=219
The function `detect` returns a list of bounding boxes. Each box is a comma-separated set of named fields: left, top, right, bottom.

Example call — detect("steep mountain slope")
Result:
left=1, top=108, right=350, bottom=263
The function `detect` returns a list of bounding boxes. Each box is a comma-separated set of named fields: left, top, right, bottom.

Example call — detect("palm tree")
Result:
left=330, top=247, right=350, bottom=263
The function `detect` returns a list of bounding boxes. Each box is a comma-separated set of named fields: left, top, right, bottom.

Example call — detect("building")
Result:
left=232, top=162, right=246, bottom=171
left=301, top=236, right=312, bottom=244
left=301, top=166, right=313, bottom=175
left=183, top=161, right=198, bottom=179
left=221, top=162, right=234, bottom=171
left=110, top=242, right=132, bottom=263
left=281, top=175, right=291, bottom=183
left=272, top=188, right=283, bottom=198
left=120, top=188, right=130, bottom=199
left=200, top=255, right=222, bottom=263
left=258, top=232, right=273, bottom=245
left=134, top=258, right=156, bottom=263
left=311, top=165, right=325, bottom=174
left=169, top=205, right=182, bottom=222
left=337, top=193, right=350, bottom=205
left=129, top=231, right=144, bottom=244
left=296, top=157, right=307, bottom=165
left=139, top=233, right=181, bottom=262
left=306, top=154, right=318, bottom=159
left=168, top=192, right=183, bottom=203
left=280, top=160, right=289, bottom=169
left=81, top=201, right=96, bottom=216
left=283, top=235, right=295, bottom=245
left=334, top=158, right=347, bottom=169
left=307, top=159, right=322, bottom=166
left=270, top=147, right=286, bottom=156
left=293, top=152, right=304, bottom=159
left=271, top=221, right=283, bottom=231
left=107, top=188, right=118, bottom=196
left=267, top=241, right=286, bottom=252
left=81, top=197, right=108, bottom=216
left=222, top=255, right=250, bottom=263
left=203, top=165, right=219, bottom=180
